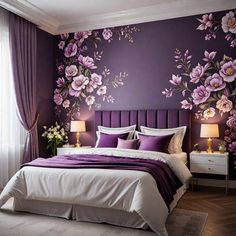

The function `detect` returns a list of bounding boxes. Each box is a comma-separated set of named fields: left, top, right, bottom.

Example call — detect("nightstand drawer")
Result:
left=191, top=163, right=227, bottom=175
left=190, top=156, right=227, bottom=165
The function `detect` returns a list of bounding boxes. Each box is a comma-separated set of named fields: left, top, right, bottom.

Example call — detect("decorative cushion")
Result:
left=137, top=133, right=174, bottom=153
left=116, top=138, right=139, bottom=150
left=140, top=126, right=187, bottom=154
left=96, top=132, right=129, bottom=148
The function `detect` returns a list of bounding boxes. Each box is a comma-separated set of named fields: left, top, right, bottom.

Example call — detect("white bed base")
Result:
left=13, top=184, right=187, bottom=230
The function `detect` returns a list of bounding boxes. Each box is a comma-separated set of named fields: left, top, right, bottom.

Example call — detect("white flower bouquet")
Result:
left=42, top=122, right=68, bottom=156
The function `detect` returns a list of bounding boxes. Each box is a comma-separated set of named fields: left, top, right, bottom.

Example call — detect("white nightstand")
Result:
left=57, top=146, right=92, bottom=155
left=190, top=151, right=229, bottom=194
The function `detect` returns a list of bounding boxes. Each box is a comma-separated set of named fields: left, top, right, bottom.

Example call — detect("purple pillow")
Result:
left=138, top=133, right=173, bottom=153
left=117, top=138, right=139, bottom=149
left=96, top=132, right=129, bottom=148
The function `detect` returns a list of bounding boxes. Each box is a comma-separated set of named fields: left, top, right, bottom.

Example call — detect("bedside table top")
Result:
left=190, top=151, right=228, bottom=156
left=58, top=146, right=92, bottom=149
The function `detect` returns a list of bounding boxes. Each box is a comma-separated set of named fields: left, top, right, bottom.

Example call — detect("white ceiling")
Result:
left=0, top=0, right=236, bottom=35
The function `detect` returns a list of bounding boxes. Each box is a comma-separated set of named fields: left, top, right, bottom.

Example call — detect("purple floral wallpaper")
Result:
left=54, top=26, right=139, bottom=130
left=163, top=10, right=236, bottom=168
left=54, top=9, right=236, bottom=178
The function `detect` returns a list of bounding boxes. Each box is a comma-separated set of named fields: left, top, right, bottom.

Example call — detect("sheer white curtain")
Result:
left=0, top=8, right=26, bottom=189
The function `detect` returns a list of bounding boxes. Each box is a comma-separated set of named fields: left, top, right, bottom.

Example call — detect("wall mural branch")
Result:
left=196, top=10, right=236, bottom=47
left=54, top=26, right=139, bottom=130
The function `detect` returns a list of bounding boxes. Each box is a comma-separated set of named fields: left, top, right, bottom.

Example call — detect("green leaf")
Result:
left=206, top=97, right=216, bottom=102
left=199, top=103, right=209, bottom=110
left=95, top=37, right=102, bottom=42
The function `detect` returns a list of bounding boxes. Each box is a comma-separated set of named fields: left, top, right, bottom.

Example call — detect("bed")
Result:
left=0, top=109, right=191, bottom=236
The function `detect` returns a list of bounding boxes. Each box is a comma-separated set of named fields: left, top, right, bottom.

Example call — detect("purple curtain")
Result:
left=9, top=13, right=38, bottom=163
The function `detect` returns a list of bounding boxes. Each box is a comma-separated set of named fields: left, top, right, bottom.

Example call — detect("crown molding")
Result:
left=0, top=0, right=59, bottom=34
left=0, top=0, right=236, bottom=35
left=56, top=0, right=236, bottom=34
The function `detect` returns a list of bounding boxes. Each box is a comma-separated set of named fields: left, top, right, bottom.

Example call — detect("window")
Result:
left=0, top=8, right=26, bottom=189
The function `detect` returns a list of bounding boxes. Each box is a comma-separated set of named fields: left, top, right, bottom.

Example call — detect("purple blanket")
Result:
left=22, top=154, right=182, bottom=210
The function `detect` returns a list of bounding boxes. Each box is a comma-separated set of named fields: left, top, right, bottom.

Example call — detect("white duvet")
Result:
left=0, top=148, right=191, bottom=236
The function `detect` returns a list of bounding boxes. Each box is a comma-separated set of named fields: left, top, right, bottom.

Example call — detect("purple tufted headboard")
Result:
left=95, top=109, right=191, bottom=154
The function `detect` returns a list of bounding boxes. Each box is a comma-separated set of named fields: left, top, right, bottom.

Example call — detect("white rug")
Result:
left=0, top=199, right=207, bottom=236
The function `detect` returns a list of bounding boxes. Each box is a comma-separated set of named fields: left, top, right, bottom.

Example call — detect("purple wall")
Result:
left=53, top=9, right=236, bottom=177
left=36, top=29, right=55, bottom=157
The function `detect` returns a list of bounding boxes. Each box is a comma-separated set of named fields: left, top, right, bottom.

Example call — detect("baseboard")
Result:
left=197, top=178, right=236, bottom=189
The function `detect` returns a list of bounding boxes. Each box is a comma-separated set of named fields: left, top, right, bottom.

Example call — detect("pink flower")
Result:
left=57, top=64, right=64, bottom=74
left=203, top=108, right=216, bottom=120
left=102, top=29, right=113, bottom=40
left=230, top=39, right=236, bottom=48
left=74, top=31, right=92, bottom=43
left=58, top=41, right=65, bottom=50
left=86, top=73, right=102, bottom=93
left=222, top=11, right=236, bottom=34
left=60, top=33, right=69, bottom=40
left=97, top=86, right=107, bottom=96
left=219, top=60, right=236, bottom=82
left=190, top=64, right=208, bottom=83
left=197, top=14, right=213, bottom=30
left=56, top=77, right=65, bottom=87
left=169, top=74, right=182, bottom=85
left=203, top=50, right=216, bottom=62
left=85, top=95, right=95, bottom=106
left=216, top=95, right=233, bottom=114
left=181, top=100, right=193, bottom=110
left=69, top=87, right=81, bottom=97
left=162, top=88, right=173, bottom=98
left=192, top=85, right=210, bottom=105
left=78, top=55, right=97, bottom=69
left=229, top=141, right=236, bottom=153
left=64, top=43, right=77, bottom=58
left=230, top=109, right=236, bottom=116
left=65, top=65, right=78, bottom=78
left=71, top=75, right=89, bottom=91
left=54, top=93, right=63, bottom=105
left=226, top=115, right=236, bottom=128
left=62, top=99, right=70, bottom=108
left=204, top=73, right=226, bottom=92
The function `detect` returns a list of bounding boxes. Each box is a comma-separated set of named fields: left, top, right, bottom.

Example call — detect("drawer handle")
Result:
left=208, top=168, right=211, bottom=170
left=208, top=160, right=214, bottom=162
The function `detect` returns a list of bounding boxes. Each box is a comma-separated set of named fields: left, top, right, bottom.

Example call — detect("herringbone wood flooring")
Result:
left=177, top=186, right=236, bottom=236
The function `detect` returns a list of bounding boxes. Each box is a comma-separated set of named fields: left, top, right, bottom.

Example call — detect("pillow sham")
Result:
left=98, top=125, right=136, bottom=139
left=96, top=132, right=129, bottom=148
left=116, top=138, right=139, bottom=150
left=140, top=126, right=187, bottom=154
left=138, top=133, right=173, bottom=153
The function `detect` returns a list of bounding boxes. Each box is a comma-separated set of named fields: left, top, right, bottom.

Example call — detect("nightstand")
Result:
left=57, top=146, right=92, bottom=155
left=190, top=151, right=229, bottom=194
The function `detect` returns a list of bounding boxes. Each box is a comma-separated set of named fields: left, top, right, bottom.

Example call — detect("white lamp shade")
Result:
left=200, top=124, right=219, bottom=138
left=70, top=121, right=86, bottom=132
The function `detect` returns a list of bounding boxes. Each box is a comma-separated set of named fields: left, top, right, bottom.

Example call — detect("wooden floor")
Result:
left=177, top=186, right=236, bottom=236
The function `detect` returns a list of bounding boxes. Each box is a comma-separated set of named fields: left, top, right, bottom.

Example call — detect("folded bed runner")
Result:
left=22, top=154, right=182, bottom=210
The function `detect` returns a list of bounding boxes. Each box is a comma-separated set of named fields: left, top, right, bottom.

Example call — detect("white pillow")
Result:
left=98, top=125, right=136, bottom=134
left=140, top=126, right=187, bottom=154
left=95, top=125, right=136, bottom=147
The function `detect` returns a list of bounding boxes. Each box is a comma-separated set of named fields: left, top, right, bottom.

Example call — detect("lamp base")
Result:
left=75, top=132, right=81, bottom=148
left=75, top=143, right=81, bottom=148
left=206, top=138, right=213, bottom=153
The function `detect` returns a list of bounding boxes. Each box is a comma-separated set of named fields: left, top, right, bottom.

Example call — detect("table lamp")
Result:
left=200, top=124, right=219, bottom=153
left=70, top=120, right=86, bottom=147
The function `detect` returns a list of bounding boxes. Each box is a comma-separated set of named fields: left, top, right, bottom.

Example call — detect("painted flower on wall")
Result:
left=55, top=26, right=139, bottom=129
left=162, top=48, right=236, bottom=163
left=197, top=10, right=236, bottom=47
